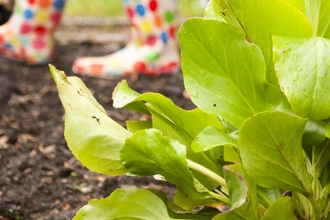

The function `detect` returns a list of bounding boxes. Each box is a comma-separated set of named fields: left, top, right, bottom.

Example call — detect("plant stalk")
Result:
left=186, top=159, right=227, bottom=188
left=186, top=159, right=230, bottom=205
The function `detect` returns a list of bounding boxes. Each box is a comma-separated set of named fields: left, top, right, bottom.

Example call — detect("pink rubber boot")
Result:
left=72, top=0, right=180, bottom=77
left=0, top=0, right=65, bottom=64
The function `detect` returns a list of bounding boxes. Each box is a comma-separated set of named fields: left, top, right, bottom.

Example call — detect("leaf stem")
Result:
left=187, top=159, right=231, bottom=205
left=213, top=188, right=228, bottom=198
left=186, top=159, right=227, bottom=188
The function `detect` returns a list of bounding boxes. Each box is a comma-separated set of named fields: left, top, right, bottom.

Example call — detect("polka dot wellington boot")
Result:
left=0, top=0, right=65, bottom=64
left=72, top=0, right=180, bottom=77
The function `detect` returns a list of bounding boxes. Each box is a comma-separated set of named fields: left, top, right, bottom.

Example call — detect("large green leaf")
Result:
left=261, top=197, right=298, bottom=220
left=113, top=80, right=225, bottom=180
left=191, top=126, right=237, bottom=152
left=214, top=0, right=312, bottom=85
left=305, top=0, right=330, bottom=38
left=113, top=80, right=225, bottom=145
left=239, top=111, right=312, bottom=195
left=121, top=129, right=229, bottom=207
left=213, top=164, right=259, bottom=220
left=50, top=65, right=130, bottom=175
left=273, top=36, right=330, bottom=120
left=179, top=19, right=281, bottom=128
left=74, top=188, right=173, bottom=220
left=75, top=188, right=219, bottom=220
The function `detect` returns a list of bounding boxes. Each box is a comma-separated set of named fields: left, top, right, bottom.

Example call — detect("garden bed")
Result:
left=0, top=15, right=194, bottom=220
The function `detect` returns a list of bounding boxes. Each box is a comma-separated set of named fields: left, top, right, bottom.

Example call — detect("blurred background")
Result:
left=65, top=0, right=204, bottom=17
left=0, top=0, right=204, bottom=20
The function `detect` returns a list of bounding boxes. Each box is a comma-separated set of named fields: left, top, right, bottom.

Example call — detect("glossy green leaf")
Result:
left=75, top=188, right=219, bottom=220
left=113, top=80, right=225, bottom=145
left=121, top=129, right=229, bottom=207
left=74, top=188, right=173, bottom=220
left=239, top=111, right=312, bottom=195
left=305, top=0, right=330, bottom=38
left=49, top=65, right=130, bottom=175
left=215, top=0, right=312, bottom=85
left=261, top=197, right=298, bottom=220
left=148, top=109, right=226, bottom=184
left=113, top=80, right=226, bottom=180
left=191, top=126, right=237, bottom=152
left=213, top=164, right=259, bottom=220
left=273, top=36, right=330, bottom=120
left=113, top=80, right=149, bottom=115
left=146, top=107, right=193, bottom=146
left=146, top=107, right=226, bottom=182
left=179, top=19, right=281, bottom=128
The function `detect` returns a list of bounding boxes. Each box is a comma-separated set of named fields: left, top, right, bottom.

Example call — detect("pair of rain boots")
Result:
left=0, top=0, right=180, bottom=77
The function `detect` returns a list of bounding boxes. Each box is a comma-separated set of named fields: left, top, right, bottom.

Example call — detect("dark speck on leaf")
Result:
left=92, top=116, right=100, bottom=124
left=213, top=104, right=217, bottom=107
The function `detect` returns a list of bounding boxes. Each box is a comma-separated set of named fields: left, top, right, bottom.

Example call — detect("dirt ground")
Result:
left=0, top=13, right=195, bottom=219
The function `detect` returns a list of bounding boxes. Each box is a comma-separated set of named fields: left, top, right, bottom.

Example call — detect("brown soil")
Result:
left=0, top=14, right=195, bottom=219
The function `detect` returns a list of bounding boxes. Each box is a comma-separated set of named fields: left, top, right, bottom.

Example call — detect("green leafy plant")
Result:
left=50, top=0, right=330, bottom=219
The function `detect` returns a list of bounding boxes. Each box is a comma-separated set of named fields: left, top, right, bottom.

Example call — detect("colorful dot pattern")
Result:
left=73, top=0, right=180, bottom=76
left=123, top=0, right=177, bottom=46
left=124, top=0, right=179, bottom=72
left=0, top=0, right=65, bottom=63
